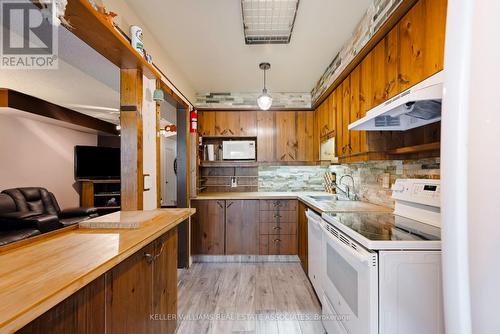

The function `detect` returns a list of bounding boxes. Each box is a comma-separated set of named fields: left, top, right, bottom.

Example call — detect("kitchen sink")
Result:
left=307, top=195, right=337, bottom=201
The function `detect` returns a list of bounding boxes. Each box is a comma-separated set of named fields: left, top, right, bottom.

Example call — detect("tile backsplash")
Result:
left=258, top=158, right=440, bottom=209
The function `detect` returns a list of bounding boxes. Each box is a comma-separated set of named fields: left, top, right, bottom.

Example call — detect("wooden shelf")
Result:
left=94, top=193, right=121, bottom=197
left=95, top=206, right=121, bottom=210
left=78, top=179, right=121, bottom=184
left=63, top=0, right=159, bottom=79
left=388, top=142, right=441, bottom=155
left=61, top=0, right=189, bottom=108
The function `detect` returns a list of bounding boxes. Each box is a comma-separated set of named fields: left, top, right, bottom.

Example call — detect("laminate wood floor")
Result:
left=176, top=262, right=325, bottom=334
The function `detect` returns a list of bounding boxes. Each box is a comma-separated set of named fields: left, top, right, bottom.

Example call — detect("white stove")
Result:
left=319, top=179, right=444, bottom=334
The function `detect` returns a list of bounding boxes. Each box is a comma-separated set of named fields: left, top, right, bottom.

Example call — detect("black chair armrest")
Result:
left=0, top=211, right=44, bottom=220
left=0, top=215, right=39, bottom=231
left=23, top=214, right=61, bottom=233
left=60, top=207, right=98, bottom=218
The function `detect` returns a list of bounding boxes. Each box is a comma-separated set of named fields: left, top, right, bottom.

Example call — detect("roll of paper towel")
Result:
left=207, top=145, right=215, bottom=161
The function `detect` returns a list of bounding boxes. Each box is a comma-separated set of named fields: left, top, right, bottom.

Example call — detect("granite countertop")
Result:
left=0, top=208, right=195, bottom=333
left=193, top=192, right=392, bottom=213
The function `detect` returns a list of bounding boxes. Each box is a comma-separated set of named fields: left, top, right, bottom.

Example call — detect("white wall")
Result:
left=0, top=114, right=97, bottom=208
left=142, top=76, right=158, bottom=210
left=105, top=0, right=195, bottom=105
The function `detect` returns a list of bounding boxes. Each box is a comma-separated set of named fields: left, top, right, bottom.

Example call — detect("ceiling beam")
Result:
left=0, top=88, right=118, bottom=134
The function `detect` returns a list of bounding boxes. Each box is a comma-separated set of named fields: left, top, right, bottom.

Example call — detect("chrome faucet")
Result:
left=334, top=174, right=358, bottom=200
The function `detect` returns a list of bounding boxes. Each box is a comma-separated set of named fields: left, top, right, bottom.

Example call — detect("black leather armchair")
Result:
left=2, top=187, right=98, bottom=227
left=0, top=194, right=42, bottom=246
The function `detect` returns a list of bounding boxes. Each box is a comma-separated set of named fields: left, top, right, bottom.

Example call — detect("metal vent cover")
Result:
left=241, top=0, right=300, bottom=45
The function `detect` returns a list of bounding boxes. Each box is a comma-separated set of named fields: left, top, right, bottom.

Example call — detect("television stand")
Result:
left=80, top=179, right=121, bottom=213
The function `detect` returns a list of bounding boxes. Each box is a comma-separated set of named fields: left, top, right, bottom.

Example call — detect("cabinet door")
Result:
left=239, top=111, right=257, bottom=136
left=335, top=87, right=343, bottom=157
left=190, top=200, right=225, bottom=255
left=153, top=229, right=178, bottom=334
left=398, top=0, right=447, bottom=91
left=215, top=111, right=240, bottom=136
left=349, top=66, right=361, bottom=155
left=296, top=111, right=315, bottom=161
left=275, top=111, right=297, bottom=161
left=385, top=27, right=399, bottom=99
left=342, top=78, right=351, bottom=156
left=257, top=111, right=275, bottom=162
left=105, top=243, right=154, bottom=334
left=198, top=111, right=216, bottom=136
left=225, top=200, right=259, bottom=255
left=372, top=40, right=388, bottom=107
left=298, top=202, right=308, bottom=273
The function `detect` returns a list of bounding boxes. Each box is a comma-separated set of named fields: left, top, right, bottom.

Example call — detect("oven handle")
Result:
left=306, top=210, right=323, bottom=228
left=320, top=222, right=374, bottom=265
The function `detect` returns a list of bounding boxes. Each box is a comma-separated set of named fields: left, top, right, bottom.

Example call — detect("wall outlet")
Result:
left=382, top=173, right=390, bottom=189
left=231, top=177, right=237, bottom=188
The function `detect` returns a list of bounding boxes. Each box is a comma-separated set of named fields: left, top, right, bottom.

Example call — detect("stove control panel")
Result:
left=392, top=179, right=440, bottom=207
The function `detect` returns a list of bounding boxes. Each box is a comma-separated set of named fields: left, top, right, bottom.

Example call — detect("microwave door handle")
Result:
left=320, top=223, right=372, bottom=265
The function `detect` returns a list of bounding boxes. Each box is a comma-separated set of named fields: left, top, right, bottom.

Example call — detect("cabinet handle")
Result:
left=273, top=214, right=282, bottom=218
left=144, top=253, right=154, bottom=264
left=226, top=201, right=234, bottom=208
left=348, top=144, right=353, bottom=152
left=155, top=242, right=165, bottom=259
left=217, top=201, right=224, bottom=209
left=273, top=239, right=281, bottom=243
left=273, top=226, right=282, bottom=230
left=228, top=129, right=234, bottom=135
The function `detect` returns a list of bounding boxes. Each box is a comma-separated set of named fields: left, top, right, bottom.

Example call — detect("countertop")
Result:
left=193, top=192, right=393, bottom=213
left=0, top=208, right=195, bottom=333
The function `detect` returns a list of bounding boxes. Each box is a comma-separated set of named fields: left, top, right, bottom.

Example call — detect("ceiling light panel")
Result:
left=242, top=0, right=300, bottom=45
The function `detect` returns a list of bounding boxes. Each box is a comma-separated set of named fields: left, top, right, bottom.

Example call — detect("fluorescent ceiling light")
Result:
left=242, top=0, right=300, bottom=45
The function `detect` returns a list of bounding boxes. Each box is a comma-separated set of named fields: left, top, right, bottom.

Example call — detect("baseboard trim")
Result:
left=192, top=255, right=300, bottom=263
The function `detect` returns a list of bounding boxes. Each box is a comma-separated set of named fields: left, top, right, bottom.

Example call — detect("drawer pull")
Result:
left=274, top=239, right=281, bottom=243
left=274, top=214, right=282, bottom=218
left=273, top=226, right=281, bottom=230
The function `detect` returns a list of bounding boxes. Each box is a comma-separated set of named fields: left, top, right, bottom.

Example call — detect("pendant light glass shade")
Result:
left=257, top=62, right=272, bottom=110
left=257, top=88, right=273, bottom=110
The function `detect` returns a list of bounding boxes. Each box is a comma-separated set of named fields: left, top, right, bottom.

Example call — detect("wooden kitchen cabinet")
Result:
left=225, top=200, right=259, bottom=255
left=298, top=201, right=308, bottom=273
left=215, top=111, right=240, bottom=136
left=198, top=111, right=257, bottom=137
left=198, top=111, right=216, bottom=136
left=275, top=111, right=298, bottom=161
left=17, top=230, right=179, bottom=334
left=191, top=200, right=225, bottom=255
left=105, top=228, right=178, bottom=334
left=398, top=0, right=447, bottom=91
left=152, top=229, right=178, bottom=334
left=296, top=111, right=315, bottom=162
left=259, top=199, right=298, bottom=255
left=257, top=111, right=275, bottom=162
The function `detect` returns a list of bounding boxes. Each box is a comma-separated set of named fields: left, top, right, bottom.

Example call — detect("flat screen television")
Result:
left=74, top=146, right=120, bottom=180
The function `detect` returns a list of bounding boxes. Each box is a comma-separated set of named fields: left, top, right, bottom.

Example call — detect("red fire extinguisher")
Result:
left=190, top=109, right=197, bottom=133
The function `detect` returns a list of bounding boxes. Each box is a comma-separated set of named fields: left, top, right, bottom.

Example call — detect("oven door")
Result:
left=321, top=223, right=378, bottom=334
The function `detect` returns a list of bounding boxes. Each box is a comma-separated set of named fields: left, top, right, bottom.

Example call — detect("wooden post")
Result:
left=120, top=69, right=144, bottom=211
left=156, top=81, right=162, bottom=208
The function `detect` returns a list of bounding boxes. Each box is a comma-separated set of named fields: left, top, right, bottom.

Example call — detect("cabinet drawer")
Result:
left=259, top=210, right=297, bottom=223
left=268, top=234, right=298, bottom=255
left=259, top=200, right=298, bottom=211
left=259, top=222, right=297, bottom=235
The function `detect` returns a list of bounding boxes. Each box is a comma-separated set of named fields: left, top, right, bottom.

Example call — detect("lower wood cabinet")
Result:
left=225, top=200, right=259, bottom=255
left=190, top=199, right=259, bottom=255
left=190, top=200, right=225, bottom=255
left=17, top=228, right=178, bottom=334
left=191, top=199, right=299, bottom=256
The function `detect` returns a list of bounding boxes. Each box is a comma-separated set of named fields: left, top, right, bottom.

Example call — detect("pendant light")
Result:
left=257, top=62, right=272, bottom=110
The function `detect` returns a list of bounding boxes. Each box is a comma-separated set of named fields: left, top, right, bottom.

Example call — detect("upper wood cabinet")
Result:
left=198, top=111, right=257, bottom=136
left=199, top=110, right=315, bottom=162
left=319, top=0, right=447, bottom=163
left=398, top=0, right=446, bottom=91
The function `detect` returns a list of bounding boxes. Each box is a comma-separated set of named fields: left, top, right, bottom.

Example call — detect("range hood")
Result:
left=349, top=70, right=443, bottom=131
